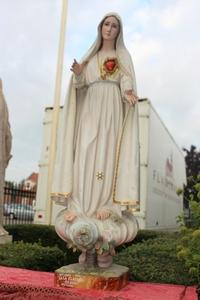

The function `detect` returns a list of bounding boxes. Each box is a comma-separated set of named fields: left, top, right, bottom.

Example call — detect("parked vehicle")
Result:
left=3, top=203, right=35, bottom=220
left=34, top=99, right=186, bottom=230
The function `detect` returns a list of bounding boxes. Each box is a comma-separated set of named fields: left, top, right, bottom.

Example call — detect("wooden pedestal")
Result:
left=55, top=263, right=129, bottom=291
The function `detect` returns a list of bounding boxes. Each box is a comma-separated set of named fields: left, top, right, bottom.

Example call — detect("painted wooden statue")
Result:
left=52, top=12, right=140, bottom=268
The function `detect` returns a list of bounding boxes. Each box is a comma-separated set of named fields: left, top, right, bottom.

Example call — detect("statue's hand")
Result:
left=64, top=210, right=77, bottom=222
left=96, top=208, right=111, bottom=220
left=124, top=89, right=139, bottom=105
left=70, top=59, right=87, bottom=76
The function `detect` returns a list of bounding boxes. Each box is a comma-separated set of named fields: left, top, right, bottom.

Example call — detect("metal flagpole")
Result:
left=45, top=0, right=68, bottom=224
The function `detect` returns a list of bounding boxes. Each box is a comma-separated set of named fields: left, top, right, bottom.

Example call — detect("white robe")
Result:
left=68, top=50, right=135, bottom=217
left=52, top=13, right=140, bottom=247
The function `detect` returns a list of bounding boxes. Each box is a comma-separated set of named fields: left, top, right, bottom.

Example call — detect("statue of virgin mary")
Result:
left=51, top=12, right=140, bottom=268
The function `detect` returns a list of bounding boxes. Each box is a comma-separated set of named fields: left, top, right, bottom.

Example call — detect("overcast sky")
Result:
left=1, top=0, right=200, bottom=182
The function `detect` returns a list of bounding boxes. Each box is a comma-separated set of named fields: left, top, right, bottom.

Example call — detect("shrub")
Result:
left=176, top=174, right=200, bottom=288
left=177, top=227, right=200, bottom=285
left=117, top=230, right=178, bottom=253
left=4, top=224, right=79, bottom=264
left=179, top=173, right=200, bottom=228
left=114, top=236, right=195, bottom=286
left=133, top=229, right=167, bottom=243
left=4, top=224, right=67, bottom=250
left=0, top=241, right=65, bottom=271
left=188, top=200, right=200, bottom=229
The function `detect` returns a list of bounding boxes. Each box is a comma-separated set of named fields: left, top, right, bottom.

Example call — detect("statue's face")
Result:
left=101, top=16, right=120, bottom=42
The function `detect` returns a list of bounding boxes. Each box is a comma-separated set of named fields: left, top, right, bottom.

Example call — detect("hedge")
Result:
left=4, top=224, right=67, bottom=251
left=0, top=241, right=65, bottom=271
left=4, top=224, right=79, bottom=264
left=114, top=236, right=195, bottom=286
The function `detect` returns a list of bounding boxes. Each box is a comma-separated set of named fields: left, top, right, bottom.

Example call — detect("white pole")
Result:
left=46, top=0, right=68, bottom=224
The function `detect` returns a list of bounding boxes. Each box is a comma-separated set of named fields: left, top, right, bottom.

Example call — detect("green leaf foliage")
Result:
left=4, top=224, right=67, bottom=250
left=0, top=241, right=65, bottom=271
left=4, top=224, right=79, bottom=264
left=189, top=201, right=200, bottom=229
left=177, top=227, right=200, bottom=284
left=114, top=235, right=195, bottom=286
left=176, top=171, right=200, bottom=291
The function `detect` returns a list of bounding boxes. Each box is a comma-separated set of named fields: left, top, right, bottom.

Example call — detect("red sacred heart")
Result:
left=105, top=59, right=116, bottom=71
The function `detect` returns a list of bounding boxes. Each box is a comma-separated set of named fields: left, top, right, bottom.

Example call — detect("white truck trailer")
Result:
left=35, top=98, right=186, bottom=230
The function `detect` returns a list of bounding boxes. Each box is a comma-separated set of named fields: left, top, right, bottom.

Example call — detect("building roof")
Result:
left=26, top=172, right=38, bottom=184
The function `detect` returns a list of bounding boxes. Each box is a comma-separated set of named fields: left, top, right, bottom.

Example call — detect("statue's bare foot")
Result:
left=79, top=251, right=86, bottom=264
left=64, top=211, right=77, bottom=222
left=96, top=208, right=111, bottom=220
left=97, top=252, right=113, bottom=268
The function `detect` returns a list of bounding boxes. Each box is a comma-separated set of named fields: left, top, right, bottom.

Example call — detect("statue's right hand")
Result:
left=70, top=59, right=87, bottom=76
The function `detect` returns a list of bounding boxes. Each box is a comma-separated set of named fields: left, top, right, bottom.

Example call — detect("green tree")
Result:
left=183, top=145, right=200, bottom=209
left=177, top=174, right=200, bottom=285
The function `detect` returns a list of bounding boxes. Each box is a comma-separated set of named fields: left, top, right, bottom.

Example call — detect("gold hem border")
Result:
left=51, top=192, right=72, bottom=199
left=113, top=199, right=140, bottom=205
left=112, top=106, right=131, bottom=203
